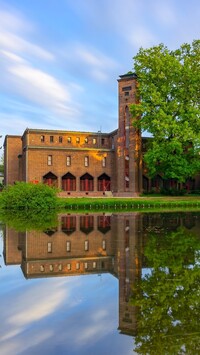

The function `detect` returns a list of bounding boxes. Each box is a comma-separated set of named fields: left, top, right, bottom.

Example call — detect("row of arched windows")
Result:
left=43, top=171, right=111, bottom=191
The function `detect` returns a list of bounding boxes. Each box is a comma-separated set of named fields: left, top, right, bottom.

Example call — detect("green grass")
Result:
left=56, top=195, right=200, bottom=212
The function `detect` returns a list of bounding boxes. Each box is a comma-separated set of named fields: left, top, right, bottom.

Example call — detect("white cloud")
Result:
left=0, top=8, right=54, bottom=61
left=7, top=280, right=69, bottom=327
left=0, top=31, right=54, bottom=61
left=0, top=330, right=53, bottom=355
left=0, top=8, right=32, bottom=32
left=62, top=43, right=119, bottom=83
left=8, top=289, right=65, bottom=326
left=1, top=50, right=26, bottom=64
left=0, top=6, right=85, bottom=134
left=129, top=26, right=158, bottom=48
left=9, top=64, right=70, bottom=104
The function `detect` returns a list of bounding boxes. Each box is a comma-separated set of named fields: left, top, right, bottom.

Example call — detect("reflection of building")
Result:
left=3, top=213, right=143, bottom=337
left=4, top=212, right=200, bottom=337
left=5, top=73, right=199, bottom=194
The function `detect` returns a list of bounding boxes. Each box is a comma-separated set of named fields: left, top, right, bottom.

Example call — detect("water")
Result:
left=0, top=212, right=200, bottom=355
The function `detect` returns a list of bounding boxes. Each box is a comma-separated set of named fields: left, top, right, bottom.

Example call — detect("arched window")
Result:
left=80, top=173, right=94, bottom=191
left=98, top=173, right=111, bottom=191
left=43, top=172, right=57, bottom=187
left=80, top=216, right=94, bottom=234
left=62, top=172, right=76, bottom=191
left=61, top=216, right=76, bottom=235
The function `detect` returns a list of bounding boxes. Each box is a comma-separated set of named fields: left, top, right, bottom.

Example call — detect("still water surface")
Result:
left=0, top=212, right=200, bottom=355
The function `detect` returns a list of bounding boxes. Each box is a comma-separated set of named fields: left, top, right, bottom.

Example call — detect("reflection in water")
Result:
left=2, top=212, right=200, bottom=354
left=132, top=213, right=200, bottom=354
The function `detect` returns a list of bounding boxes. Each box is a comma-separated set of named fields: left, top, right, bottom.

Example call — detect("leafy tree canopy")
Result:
left=130, top=40, right=200, bottom=182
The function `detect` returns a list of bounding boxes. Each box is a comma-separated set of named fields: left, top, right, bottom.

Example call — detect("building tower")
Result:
left=116, top=73, right=142, bottom=196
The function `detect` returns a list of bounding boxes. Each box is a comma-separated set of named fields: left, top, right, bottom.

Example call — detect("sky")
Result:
left=0, top=0, right=200, bottom=151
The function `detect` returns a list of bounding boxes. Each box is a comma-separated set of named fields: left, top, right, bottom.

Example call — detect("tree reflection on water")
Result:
left=132, top=224, right=200, bottom=354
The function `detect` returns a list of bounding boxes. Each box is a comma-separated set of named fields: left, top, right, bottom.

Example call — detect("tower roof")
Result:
left=119, top=72, right=137, bottom=80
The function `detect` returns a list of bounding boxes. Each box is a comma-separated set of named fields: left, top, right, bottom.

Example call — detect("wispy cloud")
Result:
left=129, top=26, right=158, bottom=49
left=0, top=8, right=54, bottom=61
left=0, top=6, right=85, bottom=135
left=72, top=44, right=119, bottom=82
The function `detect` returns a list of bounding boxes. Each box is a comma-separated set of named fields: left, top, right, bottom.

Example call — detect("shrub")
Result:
left=0, top=182, right=57, bottom=210
left=160, top=187, right=187, bottom=196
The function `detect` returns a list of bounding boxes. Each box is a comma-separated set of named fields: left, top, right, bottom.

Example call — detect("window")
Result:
left=47, top=155, right=52, bottom=166
left=84, top=240, right=89, bottom=251
left=47, top=242, right=52, bottom=253
left=40, top=265, right=44, bottom=272
left=67, top=137, right=71, bottom=143
left=62, top=173, right=76, bottom=192
left=41, top=135, right=45, bottom=142
left=80, top=173, right=94, bottom=192
left=76, top=262, right=80, bottom=270
left=66, top=241, right=71, bottom=252
left=76, top=137, right=80, bottom=143
left=93, top=138, right=97, bottom=144
left=84, top=156, right=89, bottom=167
left=122, top=86, right=132, bottom=91
left=93, top=262, right=96, bottom=269
left=102, top=157, right=106, bottom=167
left=59, top=136, right=63, bottom=143
left=84, top=262, right=88, bottom=269
left=50, top=136, right=54, bottom=143
left=59, top=264, right=62, bottom=271
left=125, top=91, right=129, bottom=96
left=112, top=137, right=114, bottom=149
left=84, top=137, right=88, bottom=143
left=49, top=264, right=54, bottom=271
left=67, top=263, right=71, bottom=270
left=66, top=156, right=71, bottom=166
left=102, top=240, right=106, bottom=250
left=101, top=138, right=105, bottom=145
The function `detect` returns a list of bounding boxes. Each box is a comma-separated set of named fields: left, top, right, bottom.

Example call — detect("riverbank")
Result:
left=57, top=195, right=200, bottom=212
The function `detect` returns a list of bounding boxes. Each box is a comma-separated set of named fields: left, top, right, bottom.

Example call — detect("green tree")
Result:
left=130, top=40, right=200, bottom=182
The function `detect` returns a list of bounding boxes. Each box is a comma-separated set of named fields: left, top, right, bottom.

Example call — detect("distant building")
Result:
left=3, top=73, right=200, bottom=195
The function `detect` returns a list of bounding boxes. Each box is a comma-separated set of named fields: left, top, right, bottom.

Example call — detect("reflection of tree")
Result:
left=132, top=227, right=200, bottom=355
left=0, top=209, right=58, bottom=231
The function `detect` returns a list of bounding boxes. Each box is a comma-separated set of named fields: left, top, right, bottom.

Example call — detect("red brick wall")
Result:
left=4, top=136, right=22, bottom=185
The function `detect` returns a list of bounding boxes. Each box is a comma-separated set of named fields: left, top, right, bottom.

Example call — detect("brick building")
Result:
left=4, top=73, right=200, bottom=195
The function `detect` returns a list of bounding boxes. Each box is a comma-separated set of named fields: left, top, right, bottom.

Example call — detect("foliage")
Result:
left=0, top=182, right=58, bottom=210
left=131, top=222, right=200, bottom=354
left=130, top=40, right=200, bottom=182
left=159, top=187, right=187, bottom=196
left=0, top=209, right=58, bottom=231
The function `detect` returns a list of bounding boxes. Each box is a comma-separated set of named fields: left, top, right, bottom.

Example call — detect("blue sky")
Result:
left=0, top=0, right=200, bottom=149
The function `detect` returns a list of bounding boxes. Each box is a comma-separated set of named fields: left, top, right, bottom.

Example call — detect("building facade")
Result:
left=4, top=73, right=200, bottom=195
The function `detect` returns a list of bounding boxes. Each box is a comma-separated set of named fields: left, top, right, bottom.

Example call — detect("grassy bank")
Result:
left=57, top=196, right=200, bottom=212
